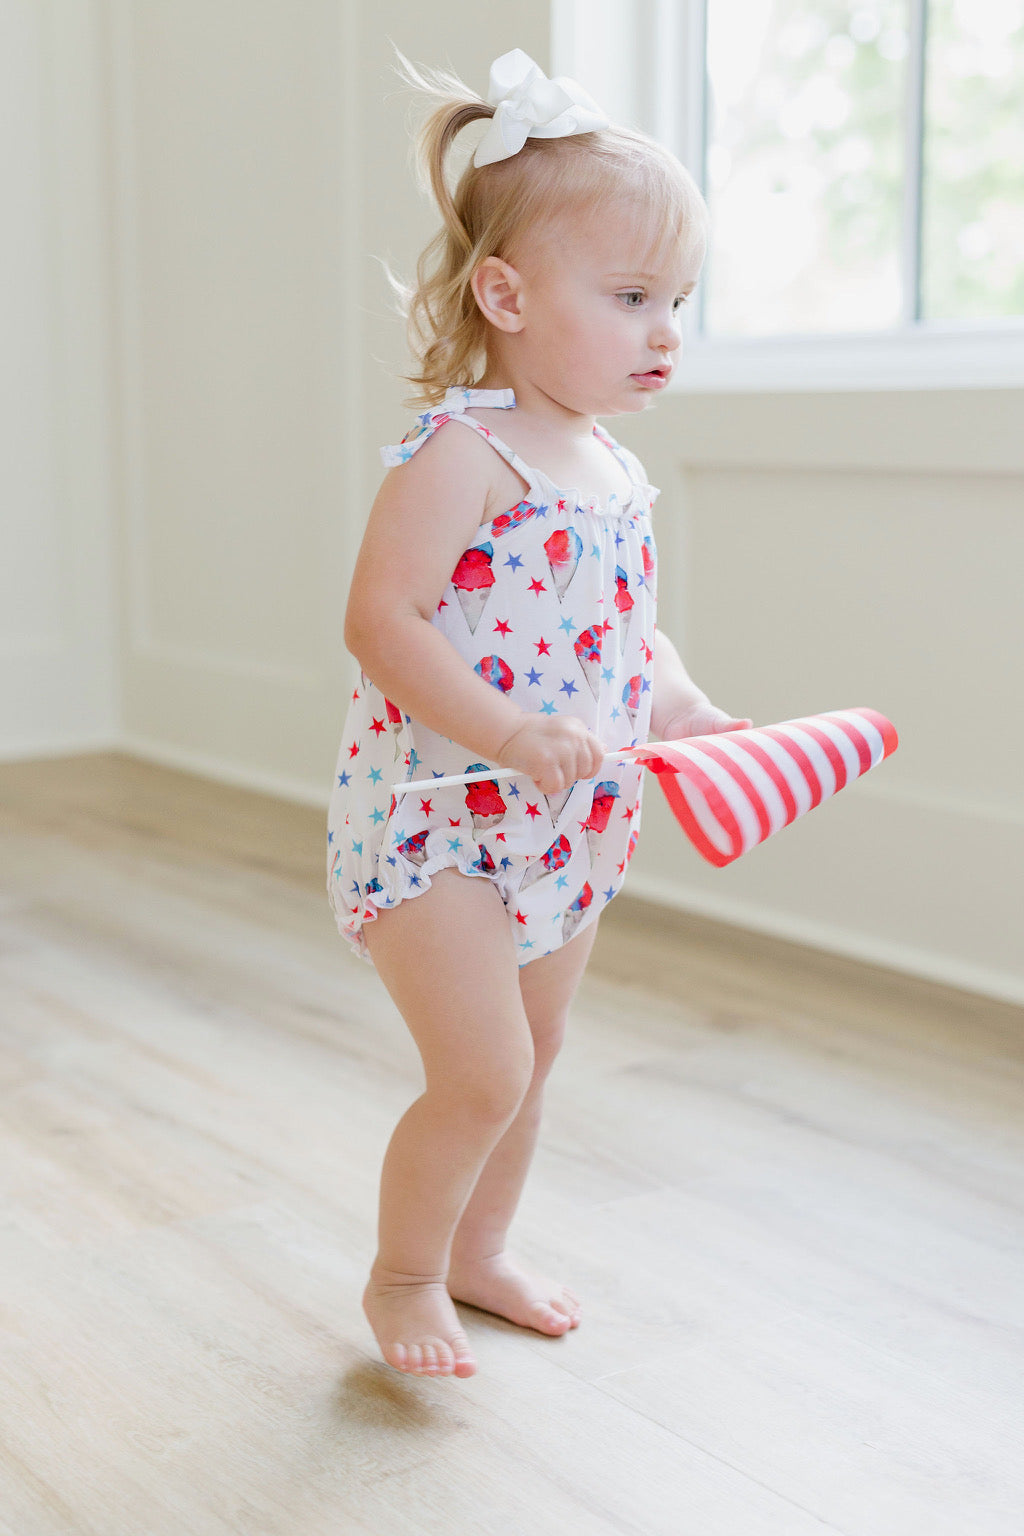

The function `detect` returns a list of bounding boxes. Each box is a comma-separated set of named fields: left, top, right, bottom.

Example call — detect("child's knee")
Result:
left=436, top=1042, right=534, bottom=1129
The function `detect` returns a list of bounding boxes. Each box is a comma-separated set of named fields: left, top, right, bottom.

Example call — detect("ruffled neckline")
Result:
left=440, top=387, right=658, bottom=517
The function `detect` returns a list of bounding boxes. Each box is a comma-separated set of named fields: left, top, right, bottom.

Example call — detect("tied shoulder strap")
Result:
left=592, top=422, right=660, bottom=504
left=380, top=387, right=517, bottom=467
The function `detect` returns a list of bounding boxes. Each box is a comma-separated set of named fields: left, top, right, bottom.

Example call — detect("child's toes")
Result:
left=417, top=1343, right=439, bottom=1375
left=384, top=1340, right=409, bottom=1372
left=433, top=1340, right=456, bottom=1375
left=560, top=1291, right=582, bottom=1326
left=402, top=1342, right=424, bottom=1374
left=530, top=1301, right=573, bottom=1334
left=452, top=1337, right=477, bottom=1378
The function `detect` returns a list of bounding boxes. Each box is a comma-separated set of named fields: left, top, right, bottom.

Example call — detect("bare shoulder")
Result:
left=353, top=417, right=518, bottom=626
left=377, top=414, right=529, bottom=530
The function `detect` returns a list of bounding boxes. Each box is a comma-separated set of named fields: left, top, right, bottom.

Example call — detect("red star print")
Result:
left=525, top=802, right=541, bottom=820
left=557, top=498, right=567, bottom=511
left=616, top=860, right=626, bottom=875
left=602, top=619, right=614, bottom=634
left=494, top=618, right=513, bottom=637
left=369, top=717, right=386, bottom=737
left=515, top=909, right=528, bottom=925
left=448, top=817, right=461, bottom=826
left=437, top=599, right=448, bottom=610
left=642, top=640, right=654, bottom=663
left=348, top=741, right=360, bottom=759
left=527, top=578, right=546, bottom=595
left=495, top=832, right=506, bottom=841
left=621, top=803, right=635, bottom=820
left=535, top=637, right=551, bottom=656
left=419, top=798, right=433, bottom=816
left=352, top=688, right=360, bottom=703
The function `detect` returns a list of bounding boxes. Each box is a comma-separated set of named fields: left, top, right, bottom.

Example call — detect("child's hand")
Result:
left=497, top=714, right=606, bottom=796
left=656, top=701, right=754, bottom=740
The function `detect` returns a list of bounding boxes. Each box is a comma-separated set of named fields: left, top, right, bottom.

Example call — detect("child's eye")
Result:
left=618, top=291, right=691, bottom=311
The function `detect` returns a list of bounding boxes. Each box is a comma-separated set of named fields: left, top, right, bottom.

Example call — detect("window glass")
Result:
left=703, top=0, right=908, bottom=336
left=921, top=0, right=1024, bottom=320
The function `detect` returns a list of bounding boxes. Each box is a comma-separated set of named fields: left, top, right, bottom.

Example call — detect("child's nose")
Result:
left=650, top=310, right=683, bottom=352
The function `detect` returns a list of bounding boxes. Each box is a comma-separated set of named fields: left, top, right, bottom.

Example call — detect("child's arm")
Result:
left=650, top=628, right=752, bottom=739
left=344, top=423, right=604, bottom=794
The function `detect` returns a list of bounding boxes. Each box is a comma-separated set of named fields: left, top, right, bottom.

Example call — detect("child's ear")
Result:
left=471, top=257, right=525, bottom=333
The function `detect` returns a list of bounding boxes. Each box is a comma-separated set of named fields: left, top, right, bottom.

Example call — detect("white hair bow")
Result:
left=473, top=48, right=610, bottom=168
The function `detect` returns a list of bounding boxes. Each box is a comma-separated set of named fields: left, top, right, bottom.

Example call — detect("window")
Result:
left=552, top=0, right=1024, bottom=387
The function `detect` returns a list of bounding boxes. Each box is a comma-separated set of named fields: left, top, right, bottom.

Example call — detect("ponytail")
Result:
left=384, top=48, right=708, bottom=408
left=384, top=50, right=497, bottom=404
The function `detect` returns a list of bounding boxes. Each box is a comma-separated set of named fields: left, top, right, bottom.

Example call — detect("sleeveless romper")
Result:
left=326, top=385, right=660, bottom=966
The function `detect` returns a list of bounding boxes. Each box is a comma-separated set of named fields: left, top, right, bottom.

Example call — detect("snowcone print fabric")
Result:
left=327, top=387, right=659, bottom=966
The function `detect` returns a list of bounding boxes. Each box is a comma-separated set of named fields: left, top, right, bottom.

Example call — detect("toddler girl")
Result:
left=327, top=48, right=750, bottom=1379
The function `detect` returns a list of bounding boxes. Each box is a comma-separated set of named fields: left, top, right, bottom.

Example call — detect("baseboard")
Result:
left=0, top=733, right=121, bottom=763
left=119, top=733, right=330, bottom=810
left=13, top=729, right=1017, bottom=1008
left=624, top=870, right=1024, bottom=1009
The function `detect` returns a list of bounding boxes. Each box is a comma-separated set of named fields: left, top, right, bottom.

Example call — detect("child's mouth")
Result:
left=631, top=369, right=669, bottom=388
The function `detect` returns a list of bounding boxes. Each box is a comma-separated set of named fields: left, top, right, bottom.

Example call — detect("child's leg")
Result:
left=362, top=869, right=535, bottom=1378
left=447, top=921, right=598, bottom=1335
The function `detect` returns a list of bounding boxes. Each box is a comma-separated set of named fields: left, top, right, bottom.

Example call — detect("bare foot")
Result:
left=447, top=1253, right=581, bottom=1336
left=363, top=1269, right=477, bottom=1378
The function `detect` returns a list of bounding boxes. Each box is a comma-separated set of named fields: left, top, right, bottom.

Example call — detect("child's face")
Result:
left=507, top=202, right=704, bottom=417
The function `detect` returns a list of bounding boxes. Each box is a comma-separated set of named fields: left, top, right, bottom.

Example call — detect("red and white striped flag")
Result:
left=624, top=707, right=898, bottom=868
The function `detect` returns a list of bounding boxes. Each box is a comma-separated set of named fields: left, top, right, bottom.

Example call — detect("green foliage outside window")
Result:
left=702, top=0, right=1024, bottom=336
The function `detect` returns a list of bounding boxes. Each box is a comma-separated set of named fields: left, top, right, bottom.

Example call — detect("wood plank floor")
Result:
left=1, top=751, right=1021, bottom=1536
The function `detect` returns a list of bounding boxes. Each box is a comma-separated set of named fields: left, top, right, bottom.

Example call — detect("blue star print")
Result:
left=327, top=391, right=659, bottom=966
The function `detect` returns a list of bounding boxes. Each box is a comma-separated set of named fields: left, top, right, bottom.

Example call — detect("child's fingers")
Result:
left=529, top=732, right=606, bottom=795
left=508, top=715, right=608, bottom=794
left=709, top=715, right=753, bottom=733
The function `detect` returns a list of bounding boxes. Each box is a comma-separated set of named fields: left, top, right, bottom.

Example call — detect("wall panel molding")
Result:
left=0, top=0, right=119, bottom=756
left=105, top=0, right=362, bottom=798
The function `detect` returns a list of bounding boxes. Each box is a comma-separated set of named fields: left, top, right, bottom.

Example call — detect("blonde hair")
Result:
left=387, top=51, right=709, bottom=408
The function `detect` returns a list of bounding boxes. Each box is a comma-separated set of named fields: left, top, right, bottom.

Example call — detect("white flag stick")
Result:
left=391, top=751, right=638, bottom=797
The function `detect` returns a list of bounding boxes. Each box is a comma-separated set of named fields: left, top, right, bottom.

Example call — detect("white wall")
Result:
left=105, top=0, right=357, bottom=801
left=104, top=0, right=549, bottom=803
left=0, top=0, right=118, bottom=758
left=617, top=389, right=1024, bottom=1004
left=2, top=0, right=1021, bottom=1004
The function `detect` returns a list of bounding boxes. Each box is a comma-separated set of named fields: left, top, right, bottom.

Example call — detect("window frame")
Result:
left=551, top=0, right=1024, bottom=391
